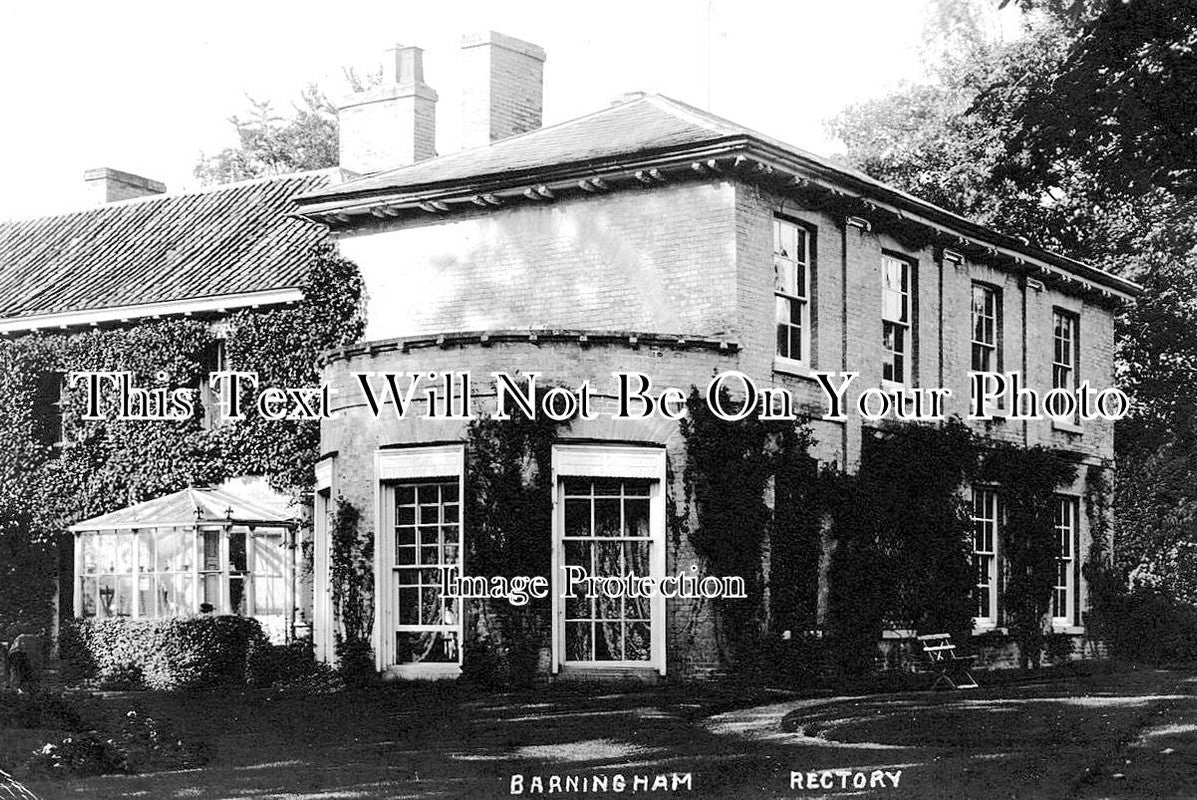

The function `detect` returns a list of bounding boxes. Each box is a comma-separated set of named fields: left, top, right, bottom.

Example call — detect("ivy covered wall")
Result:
left=0, top=244, right=364, bottom=640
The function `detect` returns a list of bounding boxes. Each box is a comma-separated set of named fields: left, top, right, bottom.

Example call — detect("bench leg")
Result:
left=931, top=671, right=956, bottom=691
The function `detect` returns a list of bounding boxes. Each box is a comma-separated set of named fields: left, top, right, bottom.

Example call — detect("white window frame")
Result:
left=551, top=444, right=666, bottom=676
left=971, top=282, right=1000, bottom=373
left=881, top=254, right=913, bottom=388
left=1052, top=309, right=1080, bottom=428
left=773, top=217, right=812, bottom=370
left=374, top=444, right=464, bottom=679
left=1053, top=495, right=1078, bottom=627
left=971, top=486, right=1000, bottom=628
left=200, top=337, right=228, bottom=429
left=1051, top=310, right=1077, bottom=391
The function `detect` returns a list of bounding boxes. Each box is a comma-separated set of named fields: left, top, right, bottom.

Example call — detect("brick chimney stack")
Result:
left=83, top=168, right=166, bottom=204
left=337, top=44, right=438, bottom=175
left=460, top=32, right=546, bottom=149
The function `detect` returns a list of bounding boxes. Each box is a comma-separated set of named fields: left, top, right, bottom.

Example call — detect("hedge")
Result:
left=1100, top=589, right=1197, bottom=665
left=60, top=616, right=270, bottom=691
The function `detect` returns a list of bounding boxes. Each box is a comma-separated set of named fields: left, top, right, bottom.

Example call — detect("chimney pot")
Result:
left=337, top=44, right=438, bottom=175
left=460, top=31, right=546, bottom=149
left=83, top=168, right=166, bottom=204
left=611, top=91, right=648, bottom=106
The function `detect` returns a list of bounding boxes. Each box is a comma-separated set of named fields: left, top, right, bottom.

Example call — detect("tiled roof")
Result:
left=0, top=170, right=336, bottom=323
left=70, top=486, right=296, bottom=530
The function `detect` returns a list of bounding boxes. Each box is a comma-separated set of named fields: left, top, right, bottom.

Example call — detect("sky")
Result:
left=0, top=0, right=1020, bottom=221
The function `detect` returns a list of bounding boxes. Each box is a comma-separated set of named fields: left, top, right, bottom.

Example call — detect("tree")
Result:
left=194, top=69, right=378, bottom=185
left=829, top=0, right=1197, bottom=577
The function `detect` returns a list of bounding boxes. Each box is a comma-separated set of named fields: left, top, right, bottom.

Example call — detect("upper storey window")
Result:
left=774, top=218, right=811, bottom=365
left=971, top=283, right=1001, bottom=372
left=882, top=255, right=914, bottom=385
left=1052, top=310, right=1078, bottom=391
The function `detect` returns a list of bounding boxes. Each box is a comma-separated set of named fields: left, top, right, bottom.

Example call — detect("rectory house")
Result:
left=0, top=31, right=1140, bottom=680
left=292, top=34, right=1139, bottom=679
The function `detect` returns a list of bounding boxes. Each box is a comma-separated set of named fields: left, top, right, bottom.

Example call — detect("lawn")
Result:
left=4, top=666, right=1195, bottom=799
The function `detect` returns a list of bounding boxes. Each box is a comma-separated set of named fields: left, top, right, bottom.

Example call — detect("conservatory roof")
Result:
left=70, top=487, right=297, bottom=531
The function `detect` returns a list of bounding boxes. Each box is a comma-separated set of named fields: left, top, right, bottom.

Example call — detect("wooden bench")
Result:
left=917, top=633, right=978, bottom=690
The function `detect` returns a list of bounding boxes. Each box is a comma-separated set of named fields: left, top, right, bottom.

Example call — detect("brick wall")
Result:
left=338, top=179, right=740, bottom=342
left=320, top=338, right=741, bottom=678
left=337, top=85, right=437, bottom=175
left=321, top=172, right=1123, bottom=677
left=459, top=32, right=545, bottom=149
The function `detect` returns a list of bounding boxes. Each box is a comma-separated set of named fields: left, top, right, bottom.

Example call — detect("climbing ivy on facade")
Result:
left=0, top=244, right=364, bottom=639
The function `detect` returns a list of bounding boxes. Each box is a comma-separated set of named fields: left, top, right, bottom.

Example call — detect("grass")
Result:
left=2, top=665, right=1194, bottom=799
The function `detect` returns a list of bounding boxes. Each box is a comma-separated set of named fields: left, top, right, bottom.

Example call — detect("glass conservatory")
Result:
left=70, top=486, right=298, bottom=641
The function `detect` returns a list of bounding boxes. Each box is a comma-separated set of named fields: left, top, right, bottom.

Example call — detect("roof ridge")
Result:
left=347, top=94, right=680, bottom=186
left=0, top=168, right=339, bottom=227
left=641, top=94, right=746, bottom=138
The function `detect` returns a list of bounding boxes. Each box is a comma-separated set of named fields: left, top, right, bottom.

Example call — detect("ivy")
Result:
left=328, top=496, right=374, bottom=679
left=978, top=443, right=1076, bottom=669
left=679, top=388, right=815, bottom=669
left=463, top=414, right=563, bottom=685
left=0, top=244, right=364, bottom=640
left=768, top=428, right=825, bottom=636
left=826, top=420, right=978, bottom=677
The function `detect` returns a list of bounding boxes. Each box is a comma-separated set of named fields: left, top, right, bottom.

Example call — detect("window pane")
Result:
left=202, top=531, right=221, bottom=571
left=114, top=535, right=133, bottom=574
left=625, top=622, right=651, bottom=661
left=254, top=576, right=283, bottom=616
left=396, top=631, right=458, bottom=665
left=160, top=575, right=193, bottom=616
left=81, top=577, right=97, bottom=617
left=157, top=528, right=190, bottom=572
left=202, top=574, right=221, bottom=609
left=137, top=534, right=154, bottom=575
left=81, top=535, right=98, bottom=574
left=229, top=532, right=248, bottom=573
left=774, top=257, right=796, bottom=295
left=229, top=576, right=246, bottom=616
left=564, top=499, right=589, bottom=538
left=138, top=576, right=155, bottom=617
left=566, top=622, right=592, bottom=661
left=255, top=535, right=285, bottom=576
left=594, top=499, right=621, bottom=537
left=99, top=535, right=116, bottom=574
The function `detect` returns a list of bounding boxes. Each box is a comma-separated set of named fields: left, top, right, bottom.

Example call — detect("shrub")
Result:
left=22, top=709, right=206, bottom=780
left=23, top=732, right=128, bottom=779
left=117, top=710, right=207, bottom=772
left=0, top=690, right=84, bottom=731
left=247, top=638, right=319, bottom=687
left=1101, top=589, right=1197, bottom=664
left=758, top=632, right=827, bottom=687
left=60, top=616, right=270, bottom=691
left=334, top=635, right=377, bottom=687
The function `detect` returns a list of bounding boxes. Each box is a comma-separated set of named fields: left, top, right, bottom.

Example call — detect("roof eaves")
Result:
left=298, top=136, right=1139, bottom=300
